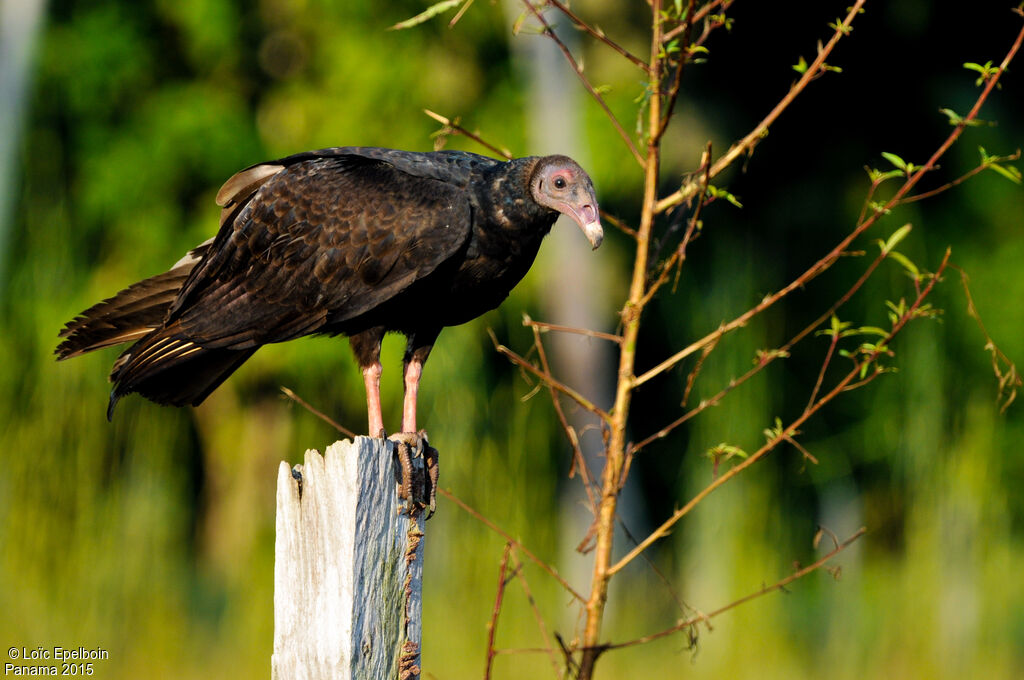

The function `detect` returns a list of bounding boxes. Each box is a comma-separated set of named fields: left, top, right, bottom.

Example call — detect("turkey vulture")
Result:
left=56, top=147, right=602, bottom=435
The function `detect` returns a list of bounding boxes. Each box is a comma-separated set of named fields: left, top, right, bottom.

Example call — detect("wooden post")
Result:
left=272, top=437, right=426, bottom=680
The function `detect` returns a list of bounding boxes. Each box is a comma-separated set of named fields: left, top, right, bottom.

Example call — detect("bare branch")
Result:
left=612, top=251, right=951, bottom=574
left=508, top=551, right=564, bottom=679
left=524, top=317, right=623, bottom=345
left=280, top=386, right=357, bottom=439
left=529, top=321, right=599, bottom=513
left=437, top=487, right=586, bottom=602
left=956, top=266, right=1021, bottom=412
left=603, top=527, right=866, bottom=651
left=423, top=109, right=514, bottom=159
left=656, top=0, right=868, bottom=214
left=520, top=0, right=646, bottom=166
left=547, top=0, right=650, bottom=72
left=634, top=16, right=1021, bottom=389
left=490, top=329, right=612, bottom=422
left=483, top=543, right=513, bottom=680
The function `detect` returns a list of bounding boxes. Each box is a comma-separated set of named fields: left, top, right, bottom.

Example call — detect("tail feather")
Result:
left=107, top=327, right=256, bottom=419
left=56, top=241, right=211, bottom=360
left=56, top=240, right=256, bottom=418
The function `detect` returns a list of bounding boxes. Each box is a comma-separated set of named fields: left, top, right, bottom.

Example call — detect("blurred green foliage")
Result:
left=2, top=1, right=1023, bottom=678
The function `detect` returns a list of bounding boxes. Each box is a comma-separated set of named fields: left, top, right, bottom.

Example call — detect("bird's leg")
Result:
left=362, top=361, right=385, bottom=437
left=401, top=343, right=433, bottom=433
left=401, top=357, right=422, bottom=434
left=350, top=328, right=386, bottom=437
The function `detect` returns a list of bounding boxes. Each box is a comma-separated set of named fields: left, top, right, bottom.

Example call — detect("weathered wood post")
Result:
left=271, top=436, right=428, bottom=680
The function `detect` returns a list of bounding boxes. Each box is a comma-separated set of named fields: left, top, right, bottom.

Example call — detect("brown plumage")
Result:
left=56, top=147, right=603, bottom=433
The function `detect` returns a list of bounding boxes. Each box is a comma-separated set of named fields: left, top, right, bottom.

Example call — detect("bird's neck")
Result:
left=472, top=158, right=557, bottom=250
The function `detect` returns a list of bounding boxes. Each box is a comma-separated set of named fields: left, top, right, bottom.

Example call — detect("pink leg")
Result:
left=401, top=356, right=423, bottom=433
left=362, top=361, right=385, bottom=437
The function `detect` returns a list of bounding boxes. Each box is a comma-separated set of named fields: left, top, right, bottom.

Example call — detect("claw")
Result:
left=389, top=431, right=439, bottom=518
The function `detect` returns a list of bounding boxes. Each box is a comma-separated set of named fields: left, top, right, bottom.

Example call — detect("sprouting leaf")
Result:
left=940, top=108, right=963, bottom=125
left=963, top=60, right=1001, bottom=86
left=987, top=162, right=1023, bottom=184
left=940, top=107, right=990, bottom=127
left=706, top=443, right=749, bottom=460
left=709, top=13, right=733, bottom=30
left=763, top=417, right=786, bottom=442
left=389, top=0, right=462, bottom=30
left=755, top=348, right=790, bottom=364
left=880, top=223, right=912, bottom=254
left=866, top=166, right=905, bottom=184
left=706, top=184, right=743, bottom=208
left=828, top=18, right=852, bottom=35
left=793, top=56, right=809, bottom=74
left=818, top=314, right=852, bottom=339
left=886, top=299, right=908, bottom=326
left=887, top=250, right=920, bottom=279
left=978, top=147, right=1023, bottom=183
left=881, top=151, right=908, bottom=171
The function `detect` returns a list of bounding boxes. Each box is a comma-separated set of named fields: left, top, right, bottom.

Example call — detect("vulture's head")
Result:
left=531, top=156, right=603, bottom=250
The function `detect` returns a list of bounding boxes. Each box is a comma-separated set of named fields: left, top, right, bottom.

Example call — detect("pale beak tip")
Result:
left=583, top=220, right=604, bottom=250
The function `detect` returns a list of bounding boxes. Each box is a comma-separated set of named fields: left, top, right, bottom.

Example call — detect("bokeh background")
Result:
left=2, top=0, right=1023, bottom=678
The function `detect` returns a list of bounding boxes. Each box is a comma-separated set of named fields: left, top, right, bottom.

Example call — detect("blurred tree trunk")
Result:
left=0, top=0, right=46, bottom=297
left=504, top=0, right=640, bottom=615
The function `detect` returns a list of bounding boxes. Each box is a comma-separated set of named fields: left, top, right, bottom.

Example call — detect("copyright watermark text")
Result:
left=6, top=646, right=109, bottom=676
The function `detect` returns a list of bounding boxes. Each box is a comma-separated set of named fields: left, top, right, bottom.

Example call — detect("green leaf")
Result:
left=887, top=250, right=920, bottom=279
left=939, top=108, right=963, bottom=125
left=880, top=223, right=912, bottom=254
left=793, top=56, right=808, bottom=74
left=845, top=326, right=889, bottom=338
left=817, top=314, right=851, bottom=339
left=763, top=417, right=786, bottom=442
left=706, top=184, right=743, bottom=208
left=389, top=0, right=462, bottom=30
left=881, top=151, right=907, bottom=171
left=988, top=162, right=1023, bottom=184
left=705, top=443, right=748, bottom=461
left=963, top=60, right=1001, bottom=86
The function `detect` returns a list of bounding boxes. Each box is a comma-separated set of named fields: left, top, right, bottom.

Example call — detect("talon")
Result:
left=389, top=432, right=439, bottom=517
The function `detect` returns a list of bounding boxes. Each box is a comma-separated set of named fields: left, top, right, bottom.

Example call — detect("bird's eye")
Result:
left=553, top=177, right=567, bottom=189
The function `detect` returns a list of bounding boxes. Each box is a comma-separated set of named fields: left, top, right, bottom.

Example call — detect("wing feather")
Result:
left=166, top=151, right=474, bottom=348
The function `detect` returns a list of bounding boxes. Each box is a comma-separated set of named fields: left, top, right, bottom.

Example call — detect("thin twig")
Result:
left=642, top=142, right=712, bottom=307
left=508, top=550, right=564, bottom=679
left=529, top=321, right=599, bottom=513
left=520, top=0, right=646, bottom=166
left=547, top=0, right=649, bottom=72
left=656, top=0, right=868, bottom=214
left=956, top=265, right=1021, bottom=412
left=280, top=386, right=357, bottom=439
left=490, top=329, right=612, bottom=422
left=661, top=0, right=733, bottom=43
left=634, top=16, right=1021, bottom=389
left=610, top=250, right=951, bottom=575
left=899, top=150, right=1021, bottom=204
left=805, top=331, right=840, bottom=414
left=524, top=318, right=623, bottom=344
left=630, top=239, right=907, bottom=452
left=484, top=543, right=513, bottom=680
left=423, top=109, right=514, bottom=159
left=599, top=210, right=638, bottom=239
left=652, top=0, right=695, bottom=143
left=602, top=527, right=866, bottom=651
left=437, top=486, right=585, bottom=602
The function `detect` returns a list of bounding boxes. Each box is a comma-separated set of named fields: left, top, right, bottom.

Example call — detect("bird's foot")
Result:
left=389, top=431, right=439, bottom=518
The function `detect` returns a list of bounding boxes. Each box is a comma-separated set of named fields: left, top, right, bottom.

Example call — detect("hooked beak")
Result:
left=561, top=201, right=603, bottom=250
